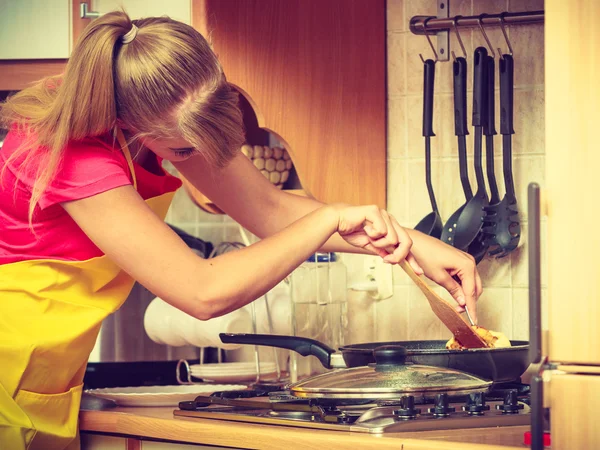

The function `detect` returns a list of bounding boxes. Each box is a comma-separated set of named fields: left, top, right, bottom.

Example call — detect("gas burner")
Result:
left=176, top=387, right=531, bottom=434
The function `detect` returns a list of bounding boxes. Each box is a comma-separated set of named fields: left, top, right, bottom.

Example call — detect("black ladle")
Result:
left=440, top=57, right=471, bottom=249
left=441, top=47, right=490, bottom=250
left=483, top=54, right=521, bottom=257
left=415, top=59, right=442, bottom=238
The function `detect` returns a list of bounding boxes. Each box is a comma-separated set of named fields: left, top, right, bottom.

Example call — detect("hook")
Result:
left=451, top=15, right=467, bottom=62
left=419, top=18, right=438, bottom=63
left=497, top=12, right=514, bottom=57
left=477, top=14, right=496, bottom=59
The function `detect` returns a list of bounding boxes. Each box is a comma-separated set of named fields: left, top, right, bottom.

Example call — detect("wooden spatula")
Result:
left=398, top=260, right=488, bottom=348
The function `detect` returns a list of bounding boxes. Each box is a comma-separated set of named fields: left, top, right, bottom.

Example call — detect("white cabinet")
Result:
left=92, top=0, right=191, bottom=24
left=0, top=0, right=72, bottom=59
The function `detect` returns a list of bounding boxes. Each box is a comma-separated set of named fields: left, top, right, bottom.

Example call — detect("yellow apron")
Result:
left=0, top=129, right=176, bottom=450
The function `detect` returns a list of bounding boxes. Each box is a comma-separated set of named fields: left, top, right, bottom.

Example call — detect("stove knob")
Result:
left=463, top=392, right=490, bottom=416
left=495, top=389, right=525, bottom=414
left=428, top=393, right=456, bottom=417
left=393, top=395, right=421, bottom=420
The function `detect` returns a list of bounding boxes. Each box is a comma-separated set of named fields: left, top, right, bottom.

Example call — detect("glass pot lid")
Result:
left=288, top=346, right=492, bottom=399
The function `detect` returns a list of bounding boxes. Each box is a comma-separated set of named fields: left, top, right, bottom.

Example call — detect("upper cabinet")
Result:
left=190, top=0, right=387, bottom=209
left=0, top=0, right=90, bottom=91
left=92, top=0, right=191, bottom=24
left=0, top=0, right=71, bottom=60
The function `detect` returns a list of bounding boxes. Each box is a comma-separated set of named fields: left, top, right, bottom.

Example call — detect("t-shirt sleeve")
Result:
left=36, top=138, right=133, bottom=210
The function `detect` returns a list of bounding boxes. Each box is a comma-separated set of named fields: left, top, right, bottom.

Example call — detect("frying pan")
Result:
left=220, top=333, right=529, bottom=383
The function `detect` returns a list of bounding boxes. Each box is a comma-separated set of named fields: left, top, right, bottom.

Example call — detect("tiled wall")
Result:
left=358, top=0, right=546, bottom=344
left=164, top=0, right=546, bottom=353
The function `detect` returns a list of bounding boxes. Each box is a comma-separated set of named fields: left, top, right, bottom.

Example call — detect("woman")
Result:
left=0, top=11, right=481, bottom=450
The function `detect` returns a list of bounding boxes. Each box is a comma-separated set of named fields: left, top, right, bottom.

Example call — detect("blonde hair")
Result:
left=0, top=11, right=244, bottom=221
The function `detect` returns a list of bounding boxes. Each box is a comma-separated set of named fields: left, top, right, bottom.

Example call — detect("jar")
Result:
left=288, top=253, right=348, bottom=382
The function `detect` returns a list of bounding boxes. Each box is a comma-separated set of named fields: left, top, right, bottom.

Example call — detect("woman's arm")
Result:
left=61, top=186, right=397, bottom=320
left=173, top=152, right=358, bottom=253
left=174, top=153, right=482, bottom=320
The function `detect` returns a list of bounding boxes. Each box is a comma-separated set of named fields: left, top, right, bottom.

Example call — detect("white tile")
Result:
left=387, top=159, right=410, bottom=224
left=375, top=285, right=409, bottom=341
left=345, top=290, right=376, bottom=344
left=510, top=220, right=548, bottom=288
left=388, top=32, right=406, bottom=97
left=406, top=285, right=447, bottom=340
left=511, top=288, right=529, bottom=341
left=474, top=287, right=513, bottom=339
left=387, top=0, right=405, bottom=32
left=388, top=96, right=407, bottom=159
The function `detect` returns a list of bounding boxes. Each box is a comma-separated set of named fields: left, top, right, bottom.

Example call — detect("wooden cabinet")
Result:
left=80, top=432, right=246, bottom=449
left=0, top=0, right=71, bottom=60
left=545, top=0, right=600, bottom=365
left=189, top=0, right=387, bottom=210
left=0, top=0, right=90, bottom=90
left=92, top=0, right=191, bottom=24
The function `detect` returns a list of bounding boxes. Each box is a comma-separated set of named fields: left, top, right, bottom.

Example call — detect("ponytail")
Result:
left=1, top=10, right=244, bottom=222
left=1, top=11, right=134, bottom=222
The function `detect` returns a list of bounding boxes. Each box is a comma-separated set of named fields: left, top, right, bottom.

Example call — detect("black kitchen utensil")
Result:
left=466, top=55, right=498, bottom=263
left=220, top=333, right=529, bottom=383
left=415, top=59, right=443, bottom=238
left=483, top=54, right=521, bottom=257
left=441, top=47, right=490, bottom=250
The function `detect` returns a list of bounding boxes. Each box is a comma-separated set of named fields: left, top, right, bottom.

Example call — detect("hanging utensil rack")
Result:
left=410, top=5, right=544, bottom=62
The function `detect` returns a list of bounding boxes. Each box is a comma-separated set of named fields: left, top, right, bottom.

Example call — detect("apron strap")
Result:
left=115, top=128, right=138, bottom=191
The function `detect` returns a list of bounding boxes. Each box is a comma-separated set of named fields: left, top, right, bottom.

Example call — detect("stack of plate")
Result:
left=84, top=384, right=247, bottom=407
left=190, top=362, right=278, bottom=383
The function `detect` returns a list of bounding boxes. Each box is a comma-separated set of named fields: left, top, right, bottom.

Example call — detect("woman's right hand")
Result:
left=329, top=204, right=422, bottom=273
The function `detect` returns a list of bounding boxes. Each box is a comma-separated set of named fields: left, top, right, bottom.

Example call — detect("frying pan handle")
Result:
left=472, top=47, right=488, bottom=127
left=453, top=57, right=469, bottom=137
left=500, top=54, right=515, bottom=135
left=528, top=183, right=542, bottom=364
left=422, top=59, right=436, bottom=137
left=219, top=333, right=337, bottom=369
left=483, top=55, right=497, bottom=137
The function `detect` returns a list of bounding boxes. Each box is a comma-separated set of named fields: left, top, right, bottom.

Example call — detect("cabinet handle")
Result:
left=80, top=2, right=101, bottom=19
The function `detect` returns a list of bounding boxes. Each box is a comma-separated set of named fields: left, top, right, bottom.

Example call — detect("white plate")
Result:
left=84, top=384, right=247, bottom=407
left=189, top=363, right=278, bottom=383
left=189, top=362, right=277, bottom=373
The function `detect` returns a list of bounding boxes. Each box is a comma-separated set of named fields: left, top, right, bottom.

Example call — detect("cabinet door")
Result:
left=545, top=0, right=600, bottom=364
left=192, top=0, right=386, bottom=208
left=80, top=433, right=128, bottom=450
left=0, top=0, right=71, bottom=59
left=93, top=0, right=191, bottom=24
left=142, top=440, right=245, bottom=449
left=549, top=373, right=600, bottom=449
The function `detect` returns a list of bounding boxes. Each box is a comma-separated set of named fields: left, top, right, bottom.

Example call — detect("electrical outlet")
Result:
left=362, top=256, right=394, bottom=300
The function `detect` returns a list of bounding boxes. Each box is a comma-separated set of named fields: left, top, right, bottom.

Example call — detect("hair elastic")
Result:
left=121, top=24, right=138, bottom=44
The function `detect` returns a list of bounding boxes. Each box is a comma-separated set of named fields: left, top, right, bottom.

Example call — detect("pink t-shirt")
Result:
left=0, top=129, right=182, bottom=265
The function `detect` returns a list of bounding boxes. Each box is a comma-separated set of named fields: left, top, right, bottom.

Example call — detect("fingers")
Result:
left=362, top=205, right=388, bottom=239
left=406, top=253, right=424, bottom=275
left=430, top=271, right=466, bottom=309
left=453, top=253, right=479, bottom=323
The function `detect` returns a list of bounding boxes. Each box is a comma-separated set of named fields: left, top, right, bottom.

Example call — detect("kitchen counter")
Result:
left=79, top=406, right=529, bottom=449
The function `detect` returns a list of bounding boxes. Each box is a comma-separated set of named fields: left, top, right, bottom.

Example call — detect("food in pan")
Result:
left=446, top=325, right=511, bottom=350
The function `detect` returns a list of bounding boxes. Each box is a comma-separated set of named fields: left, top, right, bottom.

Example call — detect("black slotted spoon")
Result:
left=441, top=47, right=489, bottom=250
left=483, top=54, right=521, bottom=257
left=415, top=58, right=442, bottom=238
left=467, top=54, right=497, bottom=264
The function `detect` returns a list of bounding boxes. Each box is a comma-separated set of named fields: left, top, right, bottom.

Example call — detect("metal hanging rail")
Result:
left=410, top=10, right=544, bottom=35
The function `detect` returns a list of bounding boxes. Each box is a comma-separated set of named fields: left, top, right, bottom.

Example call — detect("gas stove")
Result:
left=174, top=383, right=530, bottom=433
